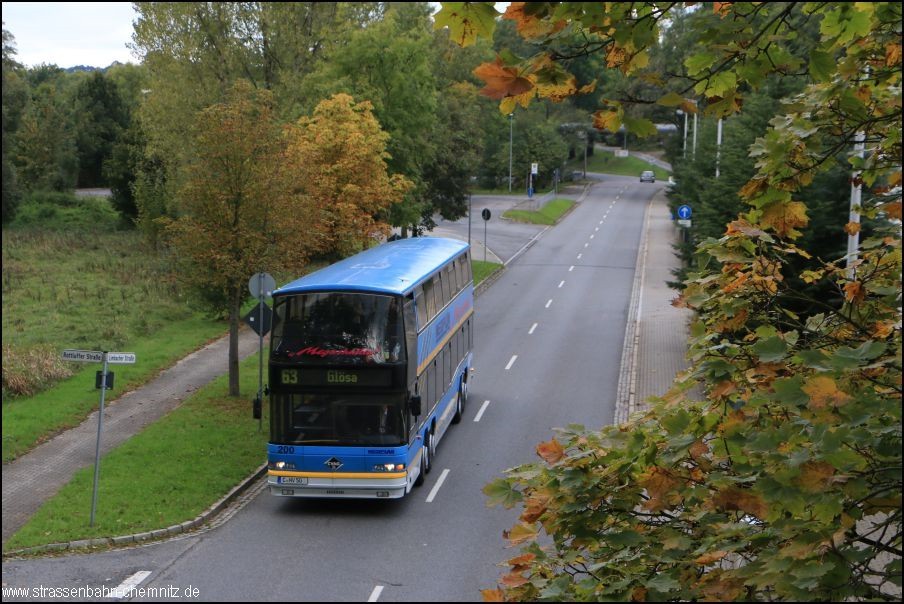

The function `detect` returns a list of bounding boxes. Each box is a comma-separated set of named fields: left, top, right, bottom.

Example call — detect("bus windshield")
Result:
left=274, top=393, right=406, bottom=445
left=271, top=293, right=405, bottom=365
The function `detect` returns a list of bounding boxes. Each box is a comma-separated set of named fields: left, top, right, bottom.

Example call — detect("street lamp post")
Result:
left=677, top=109, right=688, bottom=158
left=508, top=113, right=514, bottom=193
left=715, top=118, right=723, bottom=177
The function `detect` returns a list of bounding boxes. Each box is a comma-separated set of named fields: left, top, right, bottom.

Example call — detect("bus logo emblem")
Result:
left=325, top=457, right=343, bottom=470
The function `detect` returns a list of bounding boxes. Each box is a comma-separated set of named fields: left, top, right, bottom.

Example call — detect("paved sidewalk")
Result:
left=1, top=329, right=262, bottom=545
left=616, top=188, right=696, bottom=423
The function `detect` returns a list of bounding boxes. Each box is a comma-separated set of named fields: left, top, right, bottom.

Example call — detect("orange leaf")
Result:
left=689, top=439, right=710, bottom=461
left=507, top=553, right=536, bottom=569
left=713, top=487, right=768, bottom=519
left=500, top=571, right=530, bottom=588
left=504, top=522, right=538, bottom=545
left=536, top=438, right=565, bottom=464
left=482, top=589, right=506, bottom=602
left=880, top=200, right=901, bottom=220
left=710, top=380, right=736, bottom=399
left=843, top=281, right=865, bottom=304
left=886, top=42, right=902, bottom=67
left=844, top=221, right=862, bottom=235
left=713, top=2, right=733, bottom=17
left=474, top=59, right=534, bottom=100
left=520, top=493, right=551, bottom=523
left=802, top=376, right=851, bottom=409
left=799, top=461, right=836, bottom=493
left=760, top=200, right=809, bottom=238
left=631, top=586, right=648, bottom=601
left=503, top=2, right=566, bottom=39
left=593, top=109, right=622, bottom=133
left=695, top=550, right=729, bottom=565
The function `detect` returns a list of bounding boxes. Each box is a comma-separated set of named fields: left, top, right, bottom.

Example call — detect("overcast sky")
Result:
left=2, top=2, right=138, bottom=68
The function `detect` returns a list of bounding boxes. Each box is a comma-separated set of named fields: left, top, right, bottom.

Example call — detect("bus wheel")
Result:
left=414, top=446, right=426, bottom=486
left=452, top=378, right=466, bottom=424
left=424, top=429, right=435, bottom=474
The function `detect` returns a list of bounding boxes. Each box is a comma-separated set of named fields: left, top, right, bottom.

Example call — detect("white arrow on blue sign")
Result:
left=677, top=205, right=692, bottom=220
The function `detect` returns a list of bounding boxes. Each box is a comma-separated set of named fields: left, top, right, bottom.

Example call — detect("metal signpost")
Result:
left=248, top=272, right=276, bottom=431
left=481, top=208, right=491, bottom=263
left=62, top=349, right=136, bottom=526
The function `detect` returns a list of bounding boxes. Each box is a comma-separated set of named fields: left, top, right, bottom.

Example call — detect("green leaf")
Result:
left=623, top=116, right=658, bottom=138
left=657, top=92, right=686, bottom=107
left=808, top=49, right=835, bottom=82
left=483, top=478, right=523, bottom=508
left=752, top=336, right=788, bottom=362
left=685, top=51, right=718, bottom=76
left=433, top=2, right=499, bottom=47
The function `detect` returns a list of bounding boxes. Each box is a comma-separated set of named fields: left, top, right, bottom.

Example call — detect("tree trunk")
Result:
left=228, top=284, right=241, bottom=397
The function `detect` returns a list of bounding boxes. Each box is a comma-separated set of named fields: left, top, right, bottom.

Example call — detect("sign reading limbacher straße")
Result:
left=61, top=350, right=136, bottom=364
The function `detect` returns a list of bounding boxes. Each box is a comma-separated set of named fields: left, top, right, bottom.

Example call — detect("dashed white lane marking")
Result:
left=506, top=355, right=518, bottom=370
left=368, top=586, right=385, bottom=602
left=545, top=299, right=553, bottom=308
left=474, top=400, right=490, bottom=422
left=529, top=323, right=538, bottom=335
left=569, top=265, right=574, bottom=272
left=112, top=571, right=152, bottom=600
left=558, top=280, right=565, bottom=288
left=426, top=469, right=450, bottom=503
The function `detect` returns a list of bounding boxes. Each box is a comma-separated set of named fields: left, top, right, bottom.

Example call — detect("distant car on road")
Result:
left=640, top=170, right=656, bottom=183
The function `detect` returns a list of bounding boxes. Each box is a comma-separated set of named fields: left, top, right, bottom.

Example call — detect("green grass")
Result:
left=4, top=354, right=269, bottom=552
left=503, top=199, right=575, bottom=225
left=472, top=259, right=502, bottom=285
left=2, top=195, right=232, bottom=460
left=2, top=317, right=227, bottom=461
left=572, top=150, right=670, bottom=180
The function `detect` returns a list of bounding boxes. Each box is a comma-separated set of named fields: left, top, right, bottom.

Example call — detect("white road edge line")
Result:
left=368, top=585, right=385, bottom=602
left=426, top=469, right=450, bottom=503
left=474, top=400, right=490, bottom=422
left=112, top=571, right=152, bottom=600
left=505, top=355, right=518, bottom=370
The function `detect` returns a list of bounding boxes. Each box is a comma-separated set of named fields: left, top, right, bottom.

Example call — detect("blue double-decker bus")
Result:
left=267, top=237, right=474, bottom=499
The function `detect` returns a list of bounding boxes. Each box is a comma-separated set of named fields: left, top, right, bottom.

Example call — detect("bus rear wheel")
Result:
left=424, top=429, right=435, bottom=474
left=452, top=378, right=467, bottom=424
left=414, top=445, right=426, bottom=486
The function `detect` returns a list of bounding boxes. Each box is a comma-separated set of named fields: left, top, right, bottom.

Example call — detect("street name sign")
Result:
left=62, top=349, right=104, bottom=362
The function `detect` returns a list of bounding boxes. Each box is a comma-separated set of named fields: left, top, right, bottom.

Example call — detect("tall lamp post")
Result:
left=508, top=112, right=514, bottom=193
left=677, top=109, right=688, bottom=158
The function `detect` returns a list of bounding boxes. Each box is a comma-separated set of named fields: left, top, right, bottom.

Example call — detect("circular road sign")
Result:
left=481, top=208, right=491, bottom=221
left=677, top=205, right=692, bottom=220
left=249, top=272, right=276, bottom=299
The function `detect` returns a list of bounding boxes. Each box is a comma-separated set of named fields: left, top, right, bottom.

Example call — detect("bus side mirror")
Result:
left=252, top=396, right=262, bottom=420
left=409, top=395, right=422, bottom=417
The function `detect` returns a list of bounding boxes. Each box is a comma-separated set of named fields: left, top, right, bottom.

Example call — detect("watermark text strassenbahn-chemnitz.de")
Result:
left=2, top=583, right=201, bottom=600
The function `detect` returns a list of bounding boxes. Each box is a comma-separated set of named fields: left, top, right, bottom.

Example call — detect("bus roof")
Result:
left=275, top=237, right=470, bottom=297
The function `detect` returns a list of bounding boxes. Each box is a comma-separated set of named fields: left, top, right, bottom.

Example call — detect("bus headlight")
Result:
left=373, top=463, right=405, bottom=472
left=271, top=461, right=295, bottom=470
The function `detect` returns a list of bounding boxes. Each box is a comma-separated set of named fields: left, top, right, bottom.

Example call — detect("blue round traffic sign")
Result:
left=677, top=204, right=692, bottom=220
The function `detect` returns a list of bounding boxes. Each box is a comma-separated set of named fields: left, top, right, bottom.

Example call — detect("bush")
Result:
left=2, top=344, right=74, bottom=397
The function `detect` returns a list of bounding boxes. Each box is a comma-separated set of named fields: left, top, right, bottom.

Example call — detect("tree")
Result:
left=162, top=82, right=314, bottom=397
left=12, top=81, right=78, bottom=193
left=72, top=71, right=129, bottom=188
left=2, top=25, right=28, bottom=222
left=130, top=2, right=380, bottom=239
left=284, top=93, right=411, bottom=258
left=439, top=2, right=902, bottom=600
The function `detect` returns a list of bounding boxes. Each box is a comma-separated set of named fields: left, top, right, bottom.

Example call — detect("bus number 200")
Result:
left=277, top=446, right=295, bottom=454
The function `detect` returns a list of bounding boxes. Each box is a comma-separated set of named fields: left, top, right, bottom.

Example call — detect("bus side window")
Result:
left=423, top=279, right=436, bottom=320
left=464, top=252, right=473, bottom=283
left=447, top=264, right=458, bottom=297
left=431, top=360, right=438, bottom=408
left=455, top=257, right=464, bottom=292
left=414, top=286, right=427, bottom=330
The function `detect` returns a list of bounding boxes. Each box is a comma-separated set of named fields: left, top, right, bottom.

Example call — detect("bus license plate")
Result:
left=279, top=477, right=308, bottom=485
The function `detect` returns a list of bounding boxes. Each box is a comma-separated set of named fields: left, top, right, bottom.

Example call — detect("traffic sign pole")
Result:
left=257, top=273, right=264, bottom=432
left=90, top=352, right=109, bottom=527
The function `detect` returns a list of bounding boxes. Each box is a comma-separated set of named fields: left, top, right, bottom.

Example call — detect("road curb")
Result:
left=2, top=464, right=268, bottom=559
left=614, top=192, right=655, bottom=425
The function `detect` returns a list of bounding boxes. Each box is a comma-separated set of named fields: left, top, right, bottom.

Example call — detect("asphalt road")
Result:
left=2, top=175, right=652, bottom=602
